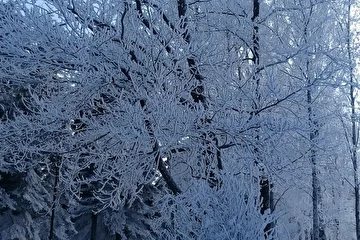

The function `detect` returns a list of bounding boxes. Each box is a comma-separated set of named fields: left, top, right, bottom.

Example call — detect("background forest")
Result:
left=0, top=0, right=359, bottom=239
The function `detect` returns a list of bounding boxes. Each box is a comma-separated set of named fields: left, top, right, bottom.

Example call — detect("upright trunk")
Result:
left=331, top=185, right=340, bottom=240
left=49, top=155, right=60, bottom=240
left=307, top=82, right=320, bottom=240
left=115, top=233, right=122, bottom=240
left=303, top=5, right=326, bottom=238
left=346, top=1, right=360, bottom=238
left=90, top=213, right=98, bottom=240
left=353, top=120, right=360, bottom=239
left=251, top=0, right=274, bottom=237
left=306, top=51, right=318, bottom=238
left=306, top=47, right=326, bottom=240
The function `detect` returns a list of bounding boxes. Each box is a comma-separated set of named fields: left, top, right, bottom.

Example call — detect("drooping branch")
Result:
left=140, top=99, right=182, bottom=195
left=134, top=0, right=172, bottom=53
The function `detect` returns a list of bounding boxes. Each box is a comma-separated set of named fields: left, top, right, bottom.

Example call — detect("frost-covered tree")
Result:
left=0, top=0, right=272, bottom=238
left=0, top=2, right=77, bottom=239
left=337, top=0, right=360, bottom=239
left=0, top=0, right=359, bottom=239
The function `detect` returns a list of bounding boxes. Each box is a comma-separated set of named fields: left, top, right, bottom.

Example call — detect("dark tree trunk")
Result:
left=251, top=0, right=274, bottom=237
left=347, top=1, right=360, bottom=237
left=90, top=213, right=98, bottom=240
left=304, top=10, right=326, bottom=238
left=49, top=155, right=60, bottom=240
left=115, top=233, right=122, bottom=240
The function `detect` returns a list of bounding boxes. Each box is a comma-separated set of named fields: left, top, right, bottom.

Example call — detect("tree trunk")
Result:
left=251, top=0, right=274, bottom=237
left=302, top=4, right=326, bottom=239
left=260, top=178, right=274, bottom=237
left=90, top=212, right=98, bottom=240
left=308, top=87, right=319, bottom=240
left=115, top=233, right=122, bottom=240
left=346, top=1, right=360, bottom=238
left=49, top=155, right=60, bottom=240
left=307, top=49, right=327, bottom=240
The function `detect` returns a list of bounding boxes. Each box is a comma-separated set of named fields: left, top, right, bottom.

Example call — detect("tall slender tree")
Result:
left=343, top=0, right=360, bottom=238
